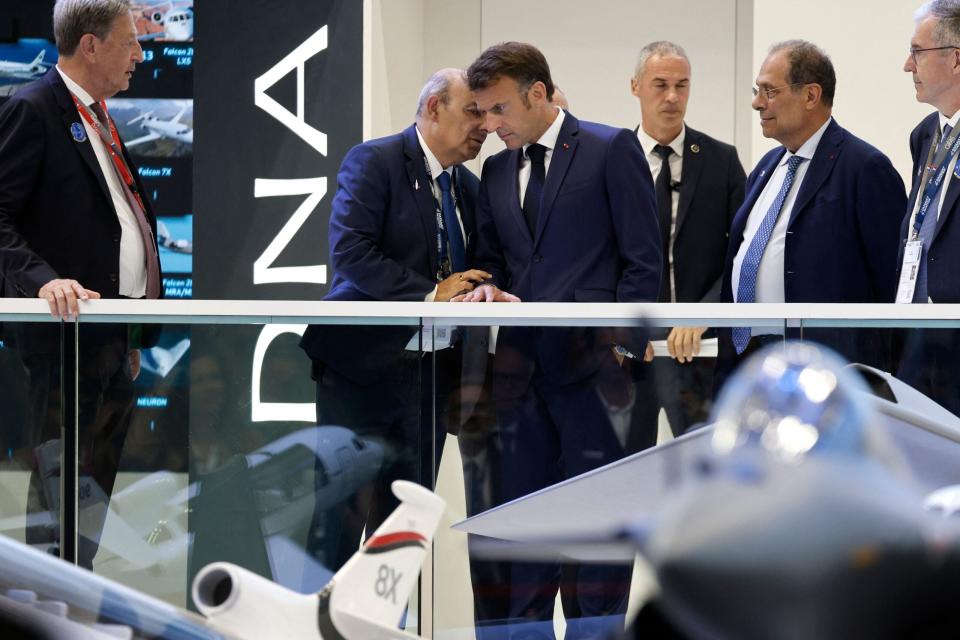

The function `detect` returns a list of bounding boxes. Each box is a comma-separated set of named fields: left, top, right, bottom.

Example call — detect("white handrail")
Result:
left=2, top=299, right=960, bottom=326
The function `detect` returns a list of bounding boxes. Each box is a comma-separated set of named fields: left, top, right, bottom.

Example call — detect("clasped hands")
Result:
left=437, top=269, right=521, bottom=302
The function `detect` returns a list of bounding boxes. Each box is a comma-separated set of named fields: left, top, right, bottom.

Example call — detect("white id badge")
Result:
left=895, top=240, right=923, bottom=304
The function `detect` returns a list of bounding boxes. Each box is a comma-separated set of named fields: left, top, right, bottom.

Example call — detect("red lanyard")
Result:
left=70, top=94, right=145, bottom=211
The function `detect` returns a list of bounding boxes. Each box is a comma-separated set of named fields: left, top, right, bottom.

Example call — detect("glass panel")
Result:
left=0, top=320, right=64, bottom=558
left=72, top=317, right=422, bottom=627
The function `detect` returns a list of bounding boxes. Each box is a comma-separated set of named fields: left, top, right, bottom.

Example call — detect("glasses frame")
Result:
left=751, top=82, right=804, bottom=101
left=909, top=45, right=960, bottom=64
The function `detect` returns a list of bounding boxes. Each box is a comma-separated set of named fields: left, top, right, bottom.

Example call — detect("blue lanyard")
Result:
left=426, top=158, right=455, bottom=279
left=913, top=125, right=960, bottom=238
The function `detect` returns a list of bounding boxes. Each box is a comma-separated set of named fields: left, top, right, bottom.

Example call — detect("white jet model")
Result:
left=192, top=480, right=446, bottom=640
left=126, top=105, right=193, bottom=148
left=0, top=50, right=48, bottom=80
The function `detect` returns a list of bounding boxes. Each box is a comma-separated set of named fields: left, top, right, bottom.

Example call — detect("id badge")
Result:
left=895, top=239, right=923, bottom=304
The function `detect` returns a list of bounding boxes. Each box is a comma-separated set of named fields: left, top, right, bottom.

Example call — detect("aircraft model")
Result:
left=0, top=50, right=49, bottom=80
left=192, top=480, right=446, bottom=640
left=126, top=105, right=193, bottom=148
left=461, top=342, right=960, bottom=639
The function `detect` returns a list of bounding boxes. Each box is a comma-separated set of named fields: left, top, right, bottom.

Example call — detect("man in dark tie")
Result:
left=897, top=0, right=960, bottom=415
left=460, top=42, right=661, bottom=638
left=628, top=41, right=745, bottom=447
left=0, top=0, right=161, bottom=567
left=717, top=40, right=905, bottom=386
left=299, top=68, right=492, bottom=574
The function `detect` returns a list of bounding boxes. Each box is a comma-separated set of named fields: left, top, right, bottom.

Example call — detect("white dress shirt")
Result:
left=732, top=117, right=832, bottom=311
left=519, top=107, right=565, bottom=207
left=638, top=125, right=685, bottom=302
left=57, top=66, right=146, bottom=298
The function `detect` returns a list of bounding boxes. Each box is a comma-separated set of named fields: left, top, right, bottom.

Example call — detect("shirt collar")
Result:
left=523, top=107, right=565, bottom=154
left=415, top=125, right=450, bottom=180
left=637, top=124, right=686, bottom=158
left=56, top=65, right=95, bottom=107
left=939, top=110, right=960, bottom=134
left=781, top=116, right=832, bottom=166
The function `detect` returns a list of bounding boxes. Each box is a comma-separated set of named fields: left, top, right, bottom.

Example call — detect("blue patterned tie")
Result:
left=437, top=171, right=466, bottom=272
left=913, top=124, right=953, bottom=303
left=733, top=155, right=805, bottom=354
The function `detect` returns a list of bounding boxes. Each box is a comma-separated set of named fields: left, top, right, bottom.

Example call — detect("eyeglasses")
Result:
left=909, top=45, right=960, bottom=64
left=751, top=83, right=803, bottom=100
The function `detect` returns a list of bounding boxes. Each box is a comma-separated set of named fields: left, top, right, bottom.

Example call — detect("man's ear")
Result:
left=425, top=94, right=442, bottom=121
left=77, top=33, right=98, bottom=62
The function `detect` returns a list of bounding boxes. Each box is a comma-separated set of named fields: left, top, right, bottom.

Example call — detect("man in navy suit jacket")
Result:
left=896, top=1, right=960, bottom=415
left=0, top=1, right=160, bottom=567
left=298, top=69, right=495, bottom=576
left=718, top=40, right=905, bottom=385
left=462, top=42, right=661, bottom=637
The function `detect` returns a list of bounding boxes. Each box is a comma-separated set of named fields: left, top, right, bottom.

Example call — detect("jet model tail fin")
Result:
left=327, top=480, right=446, bottom=638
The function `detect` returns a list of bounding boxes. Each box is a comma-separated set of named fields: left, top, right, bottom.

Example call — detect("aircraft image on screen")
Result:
left=109, top=99, right=192, bottom=157
left=134, top=1, right=194, bottom=41
left=193, top=480, right=446, bottom=640
left=0, top=50, right=50, bottom=80
left=127, top=105, right=193, bottom=148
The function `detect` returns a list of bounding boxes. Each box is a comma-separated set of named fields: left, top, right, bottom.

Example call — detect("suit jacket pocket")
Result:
left=574, top=287, right=615, bottom=302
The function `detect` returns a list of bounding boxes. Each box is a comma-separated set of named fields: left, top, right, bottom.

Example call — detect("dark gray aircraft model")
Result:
left=463, top=342, right=960, bottom=639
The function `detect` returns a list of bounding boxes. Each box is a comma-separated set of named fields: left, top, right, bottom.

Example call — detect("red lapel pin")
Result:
left=562, top=143, right=569, bottom=150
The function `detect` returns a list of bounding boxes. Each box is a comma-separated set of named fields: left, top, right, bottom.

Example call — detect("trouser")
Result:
left=495, top=374, right=631, bottom=639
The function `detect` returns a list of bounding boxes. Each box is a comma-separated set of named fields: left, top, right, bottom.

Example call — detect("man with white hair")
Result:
left=0, top=0, right=160, bottom=567
left=299, top=68, right=490, bottom=571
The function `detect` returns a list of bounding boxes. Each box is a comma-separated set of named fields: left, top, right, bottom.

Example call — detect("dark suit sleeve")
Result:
left=855, top=151, right=907, bottom=303
left=0, top=97, right=59, bottom=297
left=327, top=143, right=436, bottom=301
left=701, top=144, right=747, bottom=303
left=473, top=159, right=510, bottom=290
left=607, top=129, right=661, bottom=302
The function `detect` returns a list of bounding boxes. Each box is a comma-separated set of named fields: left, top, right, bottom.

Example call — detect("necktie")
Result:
left=913, top=123, right=953, bottom=303
left=653, top=144, right=674, bottom=302
left=436, top=171, right=466, bottom=272
left=733, top=155, right=805, bottom=354
left=522, top=143, right=547, bottom=235
left=89, top=103, right=161, bottom=299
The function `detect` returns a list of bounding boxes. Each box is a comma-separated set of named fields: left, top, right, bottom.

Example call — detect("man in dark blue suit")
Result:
left=461, top=42, right=661, bottom=637
left=717, top=40, right=905, bottom=383
left=298, top=69, right=493, bottom=573
left=0, top=0, right=160, bottom=567
left=895, top=1, right=960, bottom=415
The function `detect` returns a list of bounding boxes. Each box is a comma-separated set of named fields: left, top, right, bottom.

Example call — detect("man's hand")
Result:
left=667, top=326, right=707, bottom=363
left=38, top=279, right=101, bottom=319
left=436, top=269, right=492, bottom=302
left=128, top=349, right=141, bottom=381
left=451, top=283, right=521, bottom=302
left=644, top=341, right=655, bottom=362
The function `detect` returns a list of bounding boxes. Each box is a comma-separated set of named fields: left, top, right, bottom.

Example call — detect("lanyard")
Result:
left=912, top=124, right=960, bottom=239
left=70, top=94, right=147, bottom=212
left=426, top=157, right=457, bottom=280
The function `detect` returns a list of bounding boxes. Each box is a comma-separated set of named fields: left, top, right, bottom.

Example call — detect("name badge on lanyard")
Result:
left=896, top=239, right=923, bottom=303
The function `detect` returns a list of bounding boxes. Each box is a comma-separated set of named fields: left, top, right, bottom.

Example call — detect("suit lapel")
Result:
left=47, top=71, right=114, bottom=215
left=675, top=127, right=704, bottom=238
left=788, top=119, right=841, bottom=227
left=935, top=169, right=960, bottom=240
left=535, top=113, right=578, bottom=246
left=731, top=150, right=781, bottom=244
left=402, top=125, right=441, bottom=274
left=453, top=165, right=475, bottom=250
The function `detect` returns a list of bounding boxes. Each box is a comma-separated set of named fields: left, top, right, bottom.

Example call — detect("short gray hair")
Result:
left=916, top=0, right=960, bottom=47
left=54, top=0, right=132, bottom=57
left=634, top=41, right=689, bottom=79
left=415, top=68, right=466, bottom=118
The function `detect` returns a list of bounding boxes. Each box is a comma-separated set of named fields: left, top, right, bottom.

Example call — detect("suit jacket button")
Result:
left=109, top=274, right=118, bottom=283
left=113, top=234, right=120, bottom=243
left=533, top=254, right=542, bottom=263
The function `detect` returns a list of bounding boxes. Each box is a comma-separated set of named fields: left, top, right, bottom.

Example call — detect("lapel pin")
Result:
left=415, top=179, right=419, bottom=190
left=760, top=169, right=766, bottom=178
left=70, top=122, right=86, bottom=143
left=562, top=143, right=569, bottom=149
left=690, top=143, right=700, bottom=153
left=828, top=153, right=836, bottom=160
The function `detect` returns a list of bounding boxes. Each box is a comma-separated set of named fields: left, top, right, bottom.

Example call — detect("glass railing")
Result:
left=2, top=300, right=960, bottom=639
